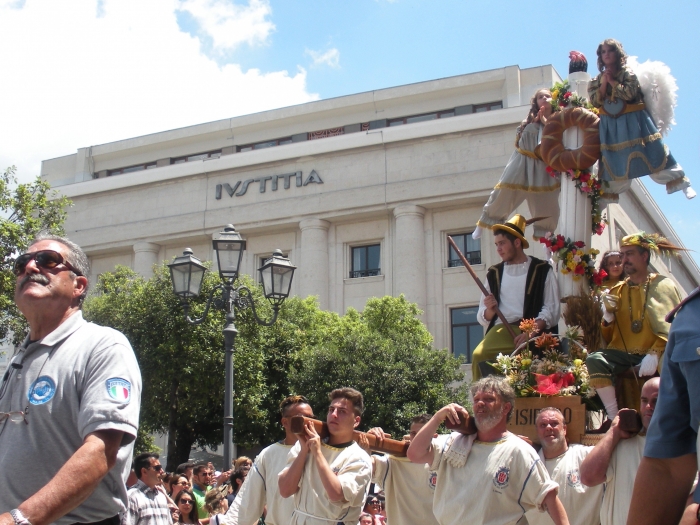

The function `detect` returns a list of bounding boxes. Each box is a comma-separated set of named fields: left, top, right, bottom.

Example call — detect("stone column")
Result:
left=557, top=70, right=593, bottom=300
left=393, top=205, right=427, bottom=314
left=133, top=242, right=161, bottom=278
left=299, top=219, right=330, bottom=309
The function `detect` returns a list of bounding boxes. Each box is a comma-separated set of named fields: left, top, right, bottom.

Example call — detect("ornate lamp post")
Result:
left=168, top=225, right=296, bottom=467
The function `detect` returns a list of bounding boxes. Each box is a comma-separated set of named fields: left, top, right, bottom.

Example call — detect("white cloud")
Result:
left=0, top=0, right=317, bottom=183
left=305, top=47, right=340, bottom=68
left=177, top=0, right=274, bottom=52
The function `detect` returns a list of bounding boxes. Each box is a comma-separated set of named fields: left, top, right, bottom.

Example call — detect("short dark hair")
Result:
left=193, top=463, right=209, bottom=476
left=280, top=394, right=310, bottom=417
left=329, top=387, right=364, bottom=416
left=493, top=229, right=518, bottom=245
left=133, top=452, right=159, bottom=479
left=175, top=462, right=194, bottom=475
left=410, top=413, right=432, bottom=426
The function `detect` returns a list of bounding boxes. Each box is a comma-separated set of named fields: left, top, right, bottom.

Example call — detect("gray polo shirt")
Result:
left=0, top=311, right=141, bottom=524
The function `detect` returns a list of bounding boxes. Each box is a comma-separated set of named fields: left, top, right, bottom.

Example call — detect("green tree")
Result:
left=289, top=295, right=468, bottom=438
left=83, top=264, right=329, bottom=469
left=0, top=166, right=71, bottom=344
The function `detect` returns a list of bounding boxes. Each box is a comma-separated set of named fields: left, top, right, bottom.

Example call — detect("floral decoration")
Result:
left=549, top=80, right=597, bottom=113
left=493, top=323, right=596, bottom=402
left=539, top=233, right=606, bottom=286
left=546, top=166, right=606, bottom=236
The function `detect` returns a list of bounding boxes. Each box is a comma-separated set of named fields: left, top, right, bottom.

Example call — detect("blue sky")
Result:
left=1, top=0, right=698, bottom=266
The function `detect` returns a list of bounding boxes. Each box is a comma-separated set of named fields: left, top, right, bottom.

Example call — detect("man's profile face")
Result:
left=14, top=240, right=85, bottom=314
left=327, top=397, right=359, bottom=434
left=473, top=390, right=508, bottom=431
left=406, top=422, right=426, bottom=443
left=193, top=469, right=210, bottom=487
left=621, top=246, right=647, bottom=277
left=640, top=379, right=659, bottom=430
left=142, top=457, right=163, bottom=487
left=536, top=411, right=567, bottom=451
left=281, top=403, right=314, bottom=433
left=494, top=234, right=519, bottom=263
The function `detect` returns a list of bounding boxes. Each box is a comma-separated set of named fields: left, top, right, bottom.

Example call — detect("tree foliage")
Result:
left=0, top=166, right=71, bottom=344
left=288, top=295, right=468, bottom=437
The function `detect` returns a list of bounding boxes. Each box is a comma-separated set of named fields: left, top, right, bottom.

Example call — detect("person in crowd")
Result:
left=361, top=495, right=385, bottom=525
left=204, top=487, right=228, bottom=525
left=587, top=233, right=682, bottom=425
left=625, top=286, right=700, bottom=525
left=407, top=377, right=569, bottom=525
left=226, top=395, right=315, bottom=525
left=279, top=387, right=372, bottom=525
left=580, top=377, right=660, bottom=525
left=597, top=250, right=624, bottom=290
left=524, top=408, right=603, bottom=525
left=192, top=464, right=213, bottom=521
left=0, top=233, right=142, bottom=525
left=175, top=490, right=200, bottom=525
left=474, top=88, right=560, bottom=240
left=226, top=468, right=248, bottom=507
left=234, top=457, right=253, bottom=473
left=360, top=413, right=441, bottom=525
left=358, top=513, right=373, bottom=525
left=171, top=475, right=191, bottom=500
left=472, top=214, right=560, bottom=379
left=122, top=452, right=173, bottom=525
left=588, top=38, right=694, bottom=200
left=176, top=463, right=195, bottom=483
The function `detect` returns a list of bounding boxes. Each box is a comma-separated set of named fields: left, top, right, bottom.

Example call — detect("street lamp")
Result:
left=168, top=224, right=296, bottom=467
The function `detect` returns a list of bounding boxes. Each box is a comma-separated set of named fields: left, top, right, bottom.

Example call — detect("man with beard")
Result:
left=278, top=388, right=372, bottom=525
left=586, top=233, right=682, bottom=424
left=525, top=408, right=603, bottom=525
left=407, top=377, right=569, bottom=525
left=580, top=377, right=660, bottom=525
left=360, top=414, right=443, bottom=525
left=0, top=233, right=141, bottom=525
left=472, top=214, right=560, bottom=380
left=226, top=395, right=314, bottom=525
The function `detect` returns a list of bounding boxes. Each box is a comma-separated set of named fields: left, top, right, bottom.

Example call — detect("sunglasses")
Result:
left=180, top=500, right=194, bottom=505
left=149, top=465, right=163, bottom=472
left=175, top=481, right=190, bottom=486
left=13, top=250, right=82, bottom=277
left=0, top=411, right=28, bottom=425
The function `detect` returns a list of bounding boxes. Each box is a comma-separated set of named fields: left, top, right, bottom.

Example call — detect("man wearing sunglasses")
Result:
left=0, top=233, right=142, bottom=525
left=122, top=453, right=173, bottom=525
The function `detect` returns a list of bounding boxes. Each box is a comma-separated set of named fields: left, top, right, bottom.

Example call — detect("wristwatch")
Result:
left=10, top=509, right=32, bottom=525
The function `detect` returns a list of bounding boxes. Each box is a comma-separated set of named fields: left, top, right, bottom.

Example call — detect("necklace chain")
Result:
left=627, top=275, right=652, bottom=333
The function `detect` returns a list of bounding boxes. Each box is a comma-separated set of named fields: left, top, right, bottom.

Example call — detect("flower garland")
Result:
left=492, top=321, right=596, bottom=402
left=539, top=233, right=606, bottom=286
left=546, top=166, right=606, bottom=235
left=550, top=80, right=597, bottom=113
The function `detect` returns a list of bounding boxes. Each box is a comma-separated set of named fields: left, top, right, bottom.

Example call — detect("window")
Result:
left=388, top=110, right=455, bottom=127
left=173, top=150, right=222, bottom=164
left=237, top=137, right=293, bottom=152
left=350, top=245, right=380, bottom=278
left=474, top=101, right=503, bottom=113
left=448, top=233, right=481, bottom=267
left=108, top=162, right=157, bottom=176
left=451, top=307, right=482, bottom=363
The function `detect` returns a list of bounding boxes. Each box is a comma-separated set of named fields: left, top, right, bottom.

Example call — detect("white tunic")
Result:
left=372, top=453, right=440, bottom=525
left=477, top=257, right=560, bottom=329
left=525, top=445, right=603, bottom=525
left=281, top=441, right=372, bottom=525
left=430, top=433, right=559, bottom=525
left=226, top=442, right=293, bottom=525
left=600, top=435, right=645, bottom=525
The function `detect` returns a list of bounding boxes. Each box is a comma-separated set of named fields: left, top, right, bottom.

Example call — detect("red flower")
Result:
left=579, top=172, right=591, bottom=183
left=574, top=265, right=586, bottom=275
left=562, top=372, right=576, bottom=386
left=564, top=92, right=572, bottom=99
left=573, top=241, right=585, bottom=248
left=595, top=222, right=606, bottom=235
left=592, top=269, right=608, bottom=285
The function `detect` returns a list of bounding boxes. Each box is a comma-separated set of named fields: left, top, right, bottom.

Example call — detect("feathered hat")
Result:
left=621, top=231, right=687, bottom=259
left=492, top=214, right=547, bottom=249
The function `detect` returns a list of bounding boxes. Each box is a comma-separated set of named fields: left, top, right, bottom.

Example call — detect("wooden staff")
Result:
left=291, top=416, right=409, bottom=456
left=447, top=235, right=517, bottom=340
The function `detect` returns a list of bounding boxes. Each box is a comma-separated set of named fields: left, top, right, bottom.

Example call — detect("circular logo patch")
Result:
left=106, top=377, right=131, bottom=403
left=28, top=376, right=56, bottom=405
left=428, top=471, right=437, bottom=490
left=567, top=469, right=582, bottom=488
left=493, top=466, right=510, bottom=489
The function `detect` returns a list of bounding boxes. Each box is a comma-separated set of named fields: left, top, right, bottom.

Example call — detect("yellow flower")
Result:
left=521, top=358, right=532, bottom=368
left=552, top=90, right=559, bottom=99
left=573, top=359, right=583, bottom=366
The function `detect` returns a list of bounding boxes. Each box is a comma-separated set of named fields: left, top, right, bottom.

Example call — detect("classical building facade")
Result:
left=41, top=64, right=700, bottom=373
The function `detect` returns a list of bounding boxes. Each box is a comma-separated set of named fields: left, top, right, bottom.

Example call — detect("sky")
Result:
left=1, top=0, right=699, bottom=267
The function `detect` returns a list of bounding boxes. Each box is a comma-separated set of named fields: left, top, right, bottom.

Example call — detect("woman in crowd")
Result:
left=588, top=38, right=694, bottom=199
left=233, top=456, right=253, bottom=473
left=205, top=485, right=230, bottom=525
left=226, top=467, right=249, bottom=506
left=474, top=87, right=560, bottom=240
left=171, top=474, right=191, bottom=500
left=175, top=490, right=201, bottom=525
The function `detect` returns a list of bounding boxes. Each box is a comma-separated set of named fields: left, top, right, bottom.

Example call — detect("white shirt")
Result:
left=600, top=435, right=645, bottom=525
left=477, top=257, right=560, bottom=329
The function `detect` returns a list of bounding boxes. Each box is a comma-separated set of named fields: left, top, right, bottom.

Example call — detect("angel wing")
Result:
left=627, top=56, right=678, bottom=136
